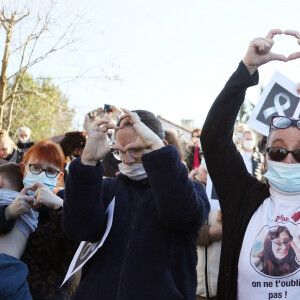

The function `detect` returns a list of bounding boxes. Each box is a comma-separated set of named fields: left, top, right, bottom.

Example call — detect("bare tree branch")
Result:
left=5, top=89, right=49, bottom=104
left=0, top=1, right=88, bottom=131
left=9, top=18, right=42, bottom=56
left=7, top=12, right=79, bottom=81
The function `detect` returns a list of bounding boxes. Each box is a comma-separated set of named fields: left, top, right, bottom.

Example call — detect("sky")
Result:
left=28, top=0, right=300, bottom=130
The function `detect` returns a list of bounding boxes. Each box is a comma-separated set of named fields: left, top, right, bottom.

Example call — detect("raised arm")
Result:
left=142, top=145, right=210, bottom=233
left=201, top=29, right=287, bottom=211
left=62, top=116, right=119, bottom=242
left=119, top=109, right=210, bottom=233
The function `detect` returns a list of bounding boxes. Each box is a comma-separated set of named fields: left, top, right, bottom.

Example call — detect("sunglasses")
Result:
left=266, top=147, right=300, bottom=163
left=270, top=116, right=300, bottom=130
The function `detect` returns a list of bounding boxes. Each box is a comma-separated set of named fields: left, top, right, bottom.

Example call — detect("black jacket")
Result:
left=201, top=61, right=270, bottom=300
left=17, top=140, right=34, bottom=153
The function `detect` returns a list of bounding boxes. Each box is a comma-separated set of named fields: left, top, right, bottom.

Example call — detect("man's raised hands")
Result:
left=81, top=115, right=119, bottom=166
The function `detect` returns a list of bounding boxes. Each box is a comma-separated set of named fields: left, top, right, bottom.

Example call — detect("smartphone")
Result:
left=104, top=104, right=113, bottom=113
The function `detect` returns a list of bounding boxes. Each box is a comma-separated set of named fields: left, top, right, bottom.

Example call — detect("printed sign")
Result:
left=61, top=197, right=115, bottom=287
left=247, top=71, right=300, bottom=136
left=206, top=173, right=220, bottom=210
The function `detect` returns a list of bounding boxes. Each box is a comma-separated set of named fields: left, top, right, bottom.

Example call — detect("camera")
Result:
left=104, top=104, right=113, bottom=113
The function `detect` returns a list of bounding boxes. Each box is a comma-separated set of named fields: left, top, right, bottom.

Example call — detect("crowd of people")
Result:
left=0, top=28, right=300, bottom=300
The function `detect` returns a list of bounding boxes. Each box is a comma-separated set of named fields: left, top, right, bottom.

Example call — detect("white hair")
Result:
left=17, top=126, right=31, bottom=136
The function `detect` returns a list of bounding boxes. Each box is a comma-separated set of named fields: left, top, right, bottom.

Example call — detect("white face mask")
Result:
left=19, top=137, right=29, bottom=144
left=236, top=132, right=243, bottom=140
left=118, top=163, right=147, bottom=181
left=243, top=140, right=255, bottom=150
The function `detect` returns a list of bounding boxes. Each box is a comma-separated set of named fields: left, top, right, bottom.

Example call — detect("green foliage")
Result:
left=237, top=99, right=255, bottom=124
left=4, top=73, right=75, bottom=141
left=236, top=85, right=264, bottom=124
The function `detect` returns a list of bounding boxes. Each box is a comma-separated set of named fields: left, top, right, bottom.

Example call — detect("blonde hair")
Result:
left=164, top=130, right=185, bottom=162
left=0, top=130, right=17, bottom=149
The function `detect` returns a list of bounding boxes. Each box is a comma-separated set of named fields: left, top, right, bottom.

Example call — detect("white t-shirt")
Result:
left=241, top=151, right=253, bottom=176
left=238, top=184, right=300, bottom=300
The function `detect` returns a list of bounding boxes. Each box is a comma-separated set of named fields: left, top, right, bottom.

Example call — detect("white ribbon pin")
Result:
left=263, top=92, right=291, bottom=119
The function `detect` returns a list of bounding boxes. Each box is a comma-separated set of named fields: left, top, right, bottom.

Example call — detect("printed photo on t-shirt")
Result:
left=251, top=222, right=300, bottom=278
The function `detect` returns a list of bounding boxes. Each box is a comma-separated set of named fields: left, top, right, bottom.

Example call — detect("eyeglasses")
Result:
left=112, top=148, right=150, bottom=161
left=271, top=239, right=291, bottom=248
left=266, top=147, right=300, bottom=163
left=270, top=116, right=300, bottom=131
left=26, top=163, right=60, bottom=178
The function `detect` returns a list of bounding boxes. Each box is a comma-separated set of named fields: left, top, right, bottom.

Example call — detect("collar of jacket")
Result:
left=116, top=172, right=150, bottom=188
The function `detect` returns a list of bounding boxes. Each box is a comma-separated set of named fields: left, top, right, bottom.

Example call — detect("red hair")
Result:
left=23, top=140, right=65, bottom=171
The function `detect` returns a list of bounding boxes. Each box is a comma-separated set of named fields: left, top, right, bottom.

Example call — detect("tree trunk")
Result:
left=0, top=14, right=15, bottom=129
left=6, top=95, right=16, bottom=133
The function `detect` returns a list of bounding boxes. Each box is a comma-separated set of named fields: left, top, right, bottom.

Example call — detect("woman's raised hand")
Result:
left=284, top=30, right=300, bottom=61
left=243, top=29, right=288, bottom=75
left=81, top=115, right=119, bottom=166
left=120, top=108, right=164, bottom=151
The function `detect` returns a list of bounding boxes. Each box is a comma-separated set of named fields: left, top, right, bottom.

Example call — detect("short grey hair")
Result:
left=17, top=126, right=31, bottom=136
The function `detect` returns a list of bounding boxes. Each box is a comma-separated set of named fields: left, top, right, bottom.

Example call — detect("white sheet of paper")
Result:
left=247, top=71, right=300, bottom=136
left=61, top=197, right=115, bottom=287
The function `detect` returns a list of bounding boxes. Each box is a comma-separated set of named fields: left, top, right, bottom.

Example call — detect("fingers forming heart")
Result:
left=265, top=28, right=283, bottom=39
left=284, top=30, right=300, bottom=60
left=263, top=29, right=288, bottom=62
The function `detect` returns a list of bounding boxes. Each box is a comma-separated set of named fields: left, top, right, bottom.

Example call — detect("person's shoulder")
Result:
left=27, top=141, right=35, bottom=147
left=0, top=189, right=19, bottom=201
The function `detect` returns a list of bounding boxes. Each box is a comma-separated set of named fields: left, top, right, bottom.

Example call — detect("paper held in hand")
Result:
left=247, top=71, right=300, bottom=136
left=206, top=173, right=220, bottom=210
left=61, top=197, right=115, bottom=287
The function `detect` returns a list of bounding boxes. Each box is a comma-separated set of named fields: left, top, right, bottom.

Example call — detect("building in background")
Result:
left=157, top=115, right=192, bottom=143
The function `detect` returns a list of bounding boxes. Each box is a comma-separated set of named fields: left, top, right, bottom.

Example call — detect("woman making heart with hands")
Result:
left=63, top=108, right=210, bottom=300
left=201, top=29, right=300, bottom=300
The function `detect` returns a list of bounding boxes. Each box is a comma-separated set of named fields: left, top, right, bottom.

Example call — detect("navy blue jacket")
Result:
left=63, top=145, right=210, bottom=300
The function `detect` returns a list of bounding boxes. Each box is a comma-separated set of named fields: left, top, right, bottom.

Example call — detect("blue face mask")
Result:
left=264, top=159, right=300, bottom=193
left=23, top=172, right=58, bottom=196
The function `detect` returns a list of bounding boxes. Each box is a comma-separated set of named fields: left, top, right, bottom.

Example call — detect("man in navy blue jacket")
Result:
left=63, top=109, right=210, bottom=300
